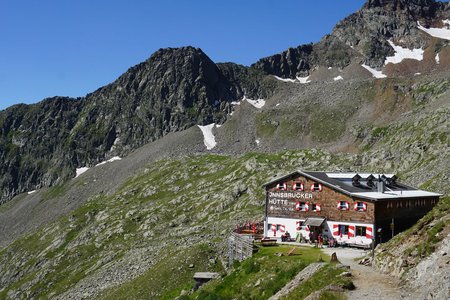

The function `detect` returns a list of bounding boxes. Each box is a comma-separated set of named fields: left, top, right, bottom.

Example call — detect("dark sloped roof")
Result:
left=264, top=170, right=442, bottom=201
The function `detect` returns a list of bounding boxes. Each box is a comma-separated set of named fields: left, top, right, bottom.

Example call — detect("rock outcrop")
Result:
left=0, top=47, right=270, bottom=204
left=253, top=0, right=448, bottom=77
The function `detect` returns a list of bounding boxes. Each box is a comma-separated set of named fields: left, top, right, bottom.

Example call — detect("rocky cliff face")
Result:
left=253, top=0, right=448, bottom=76
left=0, top=98, right=83, bottom=201
left=0, top=47, right=269, bottom=204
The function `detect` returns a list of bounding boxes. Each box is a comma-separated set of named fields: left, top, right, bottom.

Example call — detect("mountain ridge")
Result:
left=0, top=47, right=273, bottom=204
left=1, top=0, right=450, bottom=205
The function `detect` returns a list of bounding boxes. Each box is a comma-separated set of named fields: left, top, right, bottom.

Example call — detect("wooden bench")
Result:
left=260, top=238, right=277, bottom=246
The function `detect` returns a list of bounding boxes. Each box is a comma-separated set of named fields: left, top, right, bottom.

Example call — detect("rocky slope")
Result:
left=0, top=47, right=271, bottom=204
left=373, top=196, right=450, bottom=299
left=253, top=0, right=449, bottom=77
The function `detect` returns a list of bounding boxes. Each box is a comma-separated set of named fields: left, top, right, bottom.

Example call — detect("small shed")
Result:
left=193, top=272, right=220, bottom=289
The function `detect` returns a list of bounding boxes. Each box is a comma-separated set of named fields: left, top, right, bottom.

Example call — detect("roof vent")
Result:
left=367, top=174, right=375, bottom=188
left=352, top=174, right=361, bottom=187
left=386, top=175, right=397, bottom=186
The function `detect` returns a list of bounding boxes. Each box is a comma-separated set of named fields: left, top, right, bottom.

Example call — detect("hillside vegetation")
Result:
left=0, top=141, right=447, bottom=299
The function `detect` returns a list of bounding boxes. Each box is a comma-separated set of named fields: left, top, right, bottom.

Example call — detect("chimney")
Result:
left=377, top=176, right=385, bottom=193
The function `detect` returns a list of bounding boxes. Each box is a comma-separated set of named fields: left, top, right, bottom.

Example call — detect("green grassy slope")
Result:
left=0, top=151, right=356, bottom=299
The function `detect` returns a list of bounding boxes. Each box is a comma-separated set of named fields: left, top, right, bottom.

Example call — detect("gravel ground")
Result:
left=322, top=247, right=404, bottom=300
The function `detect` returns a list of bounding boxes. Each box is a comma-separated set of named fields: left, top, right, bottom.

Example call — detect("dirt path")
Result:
left=323, top=248, right=403, bottom=300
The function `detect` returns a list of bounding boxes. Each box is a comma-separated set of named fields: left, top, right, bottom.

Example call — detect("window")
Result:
left=355, top=226, right=366, bottom=237
left=276, top=182, right=287, bottom=190
left=293, top=182, right=304, bottom=191
left=354, top=202, right=367, bottom=211
left=311, top=182, right=322, bottom=192
left=312, top=204, right=321, bottom=212
left=337, top=201, right=349, bottom=210
left=339, top=225, right=349, bottom=235
left=296, top=202, right=309, bottom=211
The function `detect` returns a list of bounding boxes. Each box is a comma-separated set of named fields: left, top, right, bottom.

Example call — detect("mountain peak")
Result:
left=147, top=46, right=209, bottom=62
left=364, top=0, right=437, bottom=10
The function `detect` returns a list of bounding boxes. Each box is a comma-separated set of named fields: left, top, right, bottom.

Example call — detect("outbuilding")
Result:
left=263, top=171, right=441, bottom=247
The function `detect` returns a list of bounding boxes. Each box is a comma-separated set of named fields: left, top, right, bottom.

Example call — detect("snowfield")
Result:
left=296, top=76, right=311, bottom=84
left=274, top=76, right=296, bottom=83
left=198, top=123, right=217, bottom=150
left=418, top=21, right=450, bottom=40
left=95, top=156, right=122, bottom=167
left=385, top=40, right=423, bottom=65
left=274, top=75, right=310, bottom=84
left=75, top=167, right=89, bottom=178
left=361, top=64, right=387, bottom=79
left=244, top=96, right=265, bottom=109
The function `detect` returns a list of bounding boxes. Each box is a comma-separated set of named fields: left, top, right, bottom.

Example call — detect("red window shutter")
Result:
left=366, top=227, right=373, bottom=239
left=348, top=225, right=355, bottom=237
left=333, top=224, right=339, bottom=236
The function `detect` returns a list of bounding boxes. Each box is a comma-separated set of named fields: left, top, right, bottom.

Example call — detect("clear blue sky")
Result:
left=0, top=0, right=367, bottom=110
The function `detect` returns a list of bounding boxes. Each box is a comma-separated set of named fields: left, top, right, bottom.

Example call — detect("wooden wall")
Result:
left=266, top=174, right=375, bottom=224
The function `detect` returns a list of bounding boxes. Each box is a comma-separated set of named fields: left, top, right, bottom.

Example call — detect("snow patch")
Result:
left=95, top=156, right=122, bottom=167
left=435, top=53, right=440, bottom=64
left=296, top=76, right=311, bottom=84
left=274, top=75, right=296, bottom=83
left=216, top=124, right=222, bottom=128
left=75, top=167, right=89, bottom=178
left=230, top=101, right=241, bottom=106
left=255, top=139, right=260, bottom=145
left=333, top=75, right=343, bottom=81
left=361, top=64, right=387, bottom=79
left=198, top=123, right=217, bottom=150
left=28, top=190, right=36, bottom=195
left=415, top=72, right=421, bottom=76
left=418, top=21, right=450, bottom=41
left=384, top=40, right=423, bottom=65
left=328, top=67, right=333, bottom=70
left=244, top=96, right=265, bottom=109
left=274, top=75, right=310, bottom=84
left=275, top=103, right=280, bottom=107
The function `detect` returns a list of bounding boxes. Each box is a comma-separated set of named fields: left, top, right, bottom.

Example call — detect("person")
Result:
left=329, top=237, right=335, bottom=248
left=309, top=231, right=313, bottom=244
left=318, top=233, right=323, bottom=248
left=285, top=231, right=291, bottom=242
